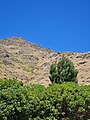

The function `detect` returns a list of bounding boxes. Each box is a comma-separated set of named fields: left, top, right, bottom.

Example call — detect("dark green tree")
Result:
left=49, top=57, right=78, bottom=83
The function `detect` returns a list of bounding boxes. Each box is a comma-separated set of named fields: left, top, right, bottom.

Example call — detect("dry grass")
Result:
left=0, top=37, right=90, bottom=86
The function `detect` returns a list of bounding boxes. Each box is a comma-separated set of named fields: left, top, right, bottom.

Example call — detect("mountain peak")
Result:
left=0, top=37, right=27, bottom=45
left=1, top=37, right=26, bottom=41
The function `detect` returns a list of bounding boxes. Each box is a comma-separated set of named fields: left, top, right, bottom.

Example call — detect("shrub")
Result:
left=49, top=57, right=78, bottom=83
left=0, top=80, right=46, bottom=120
left=46, top=82, right=90, bottom=120
left=0, top=80, right=90, bottom=120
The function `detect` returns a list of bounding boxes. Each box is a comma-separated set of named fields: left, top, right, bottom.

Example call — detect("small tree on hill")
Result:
left=49, top=57, right=78, bottom=83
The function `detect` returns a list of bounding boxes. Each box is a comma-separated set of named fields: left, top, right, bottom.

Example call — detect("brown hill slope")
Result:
left=0, top=37, right=90, bottom=86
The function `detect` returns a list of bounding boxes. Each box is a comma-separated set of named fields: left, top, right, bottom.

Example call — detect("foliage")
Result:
left=49, top=57, right=78, bottom=83
left=0, top=80, right=90, bottom=120
left=47, top=82, right=90, bottom=120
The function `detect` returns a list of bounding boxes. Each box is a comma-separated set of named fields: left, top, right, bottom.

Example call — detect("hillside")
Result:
left=0, top=37, right=90, bottom=86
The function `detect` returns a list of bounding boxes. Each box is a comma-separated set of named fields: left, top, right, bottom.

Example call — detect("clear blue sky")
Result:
left=0, top=0, right=90, bottom=52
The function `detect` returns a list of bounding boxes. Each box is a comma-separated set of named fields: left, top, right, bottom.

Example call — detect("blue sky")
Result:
left=0, top=0, right=90, bottom=52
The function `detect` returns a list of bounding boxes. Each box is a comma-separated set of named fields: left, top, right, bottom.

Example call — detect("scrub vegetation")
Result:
left=0, top=80, right=90, bottom=120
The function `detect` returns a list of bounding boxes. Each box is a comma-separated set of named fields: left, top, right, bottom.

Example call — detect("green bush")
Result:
left=49, top=57, right=78, bottom=83
left=0, top=80, right=46, bottom=120
left=46, top=82, right=90, bottom=120
left=0, top=80, right=90, bottom=120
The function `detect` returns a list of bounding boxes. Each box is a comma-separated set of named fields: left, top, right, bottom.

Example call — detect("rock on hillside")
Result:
left=0, top=37, right=90, bottom=86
